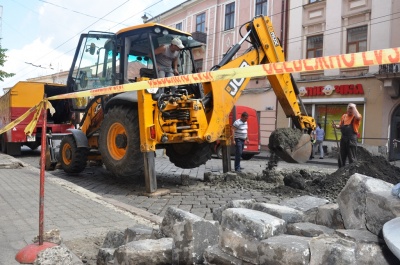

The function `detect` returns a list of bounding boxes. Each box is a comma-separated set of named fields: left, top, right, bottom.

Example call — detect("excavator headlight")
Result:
left=162, top=29, right=168, bottom=35
left=154, top=27, right=161, bottom=33
left=146, top=88, right=159, bottom=94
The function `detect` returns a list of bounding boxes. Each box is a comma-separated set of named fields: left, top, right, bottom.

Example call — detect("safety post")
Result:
left=15, top=98, right=57, bottom=263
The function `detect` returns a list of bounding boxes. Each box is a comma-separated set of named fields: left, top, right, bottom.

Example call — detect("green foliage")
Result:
left=0, top=46, right=15, bottom=82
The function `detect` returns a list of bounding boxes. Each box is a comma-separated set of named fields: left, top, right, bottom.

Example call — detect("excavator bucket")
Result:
left=268, top=128, right=312, bottom=163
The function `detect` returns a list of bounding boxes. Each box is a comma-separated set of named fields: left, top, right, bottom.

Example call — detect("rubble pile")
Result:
left=96, top=173, right=400, bottom=265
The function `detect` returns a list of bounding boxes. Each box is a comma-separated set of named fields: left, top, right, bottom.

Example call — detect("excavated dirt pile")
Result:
left=268, top=128, right=400, bottom=201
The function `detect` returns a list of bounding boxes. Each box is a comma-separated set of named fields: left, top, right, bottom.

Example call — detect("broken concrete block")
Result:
left=161, top=206, right=219, bottom=264
left=219, top=208, right=286, bottom=264
left=286, top=222, right=334, bottom=237
left=213, top=199, right=256, bottom=223
left=309, top=235, right=357, bottom=264
left=281, top=195, right=329, bottom=223
left=33, top=246, right=75, bottom=265
left=113, top=238, right=173, bottom=265
left=337, top=174, right=393, bottom=230
left=124, top=225, right=154, bottom=243
left=365, top=191, right=400, bottom=236
left=258, top=235, right=311, bottom=265
left=101, top=229, right=125, bottom=248
left=203, top=245, right=250, bottom=265
left=335, top=229, right=399, bottom=264
left=316, top=203, right=344, bottom=229
left=97, top=248, right=115, bottom=265
left=251, top=202, right=304, bottom=223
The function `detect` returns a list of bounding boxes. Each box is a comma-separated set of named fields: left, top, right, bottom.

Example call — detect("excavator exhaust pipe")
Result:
left=268, top=128, right=312, bottom=164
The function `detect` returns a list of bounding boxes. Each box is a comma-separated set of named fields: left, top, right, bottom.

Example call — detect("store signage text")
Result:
left=299, top=84, right=364, bottom=97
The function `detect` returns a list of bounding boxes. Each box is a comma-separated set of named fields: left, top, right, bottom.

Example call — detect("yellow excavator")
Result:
left=55, top=15, right=315, bottom=193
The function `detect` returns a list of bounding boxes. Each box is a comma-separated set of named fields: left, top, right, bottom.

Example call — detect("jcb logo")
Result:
left=269, top=27, right=279, bottom=47
left=225, top=61, right=250, bottom=97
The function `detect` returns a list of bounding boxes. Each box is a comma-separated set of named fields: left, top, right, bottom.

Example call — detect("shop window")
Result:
left=196, top=13, right=206, bottom=33
left=176, top=22, right=182, bottom=31
left=225, top=3, right=235, bottom=30
left=255, top=0, right=268, bottom=16
left=306, top=35, right=323, bottom=59
left=347, top=25, right=367, bottom=53
left=313, top=104, right=364, bottom=142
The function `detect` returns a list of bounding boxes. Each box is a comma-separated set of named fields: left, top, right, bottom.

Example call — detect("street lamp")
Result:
left=141, top=12, right=153, bottom=23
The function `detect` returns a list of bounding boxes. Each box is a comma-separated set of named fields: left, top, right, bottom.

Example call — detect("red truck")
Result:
left=214, top=105, right=260, bottom=160
left=0, top=81, right=74, bottom=156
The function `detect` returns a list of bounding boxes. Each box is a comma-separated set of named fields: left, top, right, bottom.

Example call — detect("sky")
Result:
left=0, top=0, right=187, bottom=91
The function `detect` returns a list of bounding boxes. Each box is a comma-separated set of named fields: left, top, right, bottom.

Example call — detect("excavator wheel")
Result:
left=268, top=128, right=312, bottom=164
left=99, top=106, right=143, bottom=178
left=166, top=142, right=213, bottom=168
left=59, top=135, right=88, bottom=173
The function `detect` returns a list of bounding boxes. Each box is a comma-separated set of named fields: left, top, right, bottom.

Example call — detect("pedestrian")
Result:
left=333, top=103, right=362, bottom=167
left=232, top=112, right=249, bottom=172
left=154, top=37, right=184, bottom=78
left=313, top=123, right=325, bottom=159
left=309, top=128, right=315, bottom=159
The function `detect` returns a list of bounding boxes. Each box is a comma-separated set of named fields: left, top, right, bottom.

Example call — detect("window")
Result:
left=309, top=0, right=321, bottom=3
left=176, top=22, right=182, bottom=31
left=224, top=3, right=235, bottom=30
left=196, top=13, right=206, bottom=32
left=306, top=35, right=323, bottom=58
left=195, top=59, right=203, bottom=73
left=255, top=0, right=268, bottom=16
left=313, top=104, right=363, bottom=142
left=347, top=25, right=367, bottom=53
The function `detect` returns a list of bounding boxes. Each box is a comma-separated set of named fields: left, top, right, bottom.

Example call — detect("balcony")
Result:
left=378, top=64, right=400, bottom=74
left=191, top=31, right=207, bottom=44
left=376, top=64, right=400, bottom=99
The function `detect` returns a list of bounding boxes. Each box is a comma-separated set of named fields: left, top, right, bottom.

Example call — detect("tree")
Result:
left=0, top=46, right=15, bottom=82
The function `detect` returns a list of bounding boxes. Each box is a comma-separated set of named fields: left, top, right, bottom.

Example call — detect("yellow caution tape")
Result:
left=0, top=102, right=41, bottom=135
left=47, top=47, right=400, bottom=100
left=1, top=47, right=399, bottom=136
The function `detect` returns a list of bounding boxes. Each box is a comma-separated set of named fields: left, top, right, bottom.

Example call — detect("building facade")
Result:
left=284, top=0, right=400, bottom=158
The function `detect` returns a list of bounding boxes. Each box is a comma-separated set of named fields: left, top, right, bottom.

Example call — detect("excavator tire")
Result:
left=268, top=128, right=312, bottom=163
left=99, top=106, right=143, bottom=178
left=59, top=135, right=88, bottom=173
left=166, top=142, right=213, bottom=168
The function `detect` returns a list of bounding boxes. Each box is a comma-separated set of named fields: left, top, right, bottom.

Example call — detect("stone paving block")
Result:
left=251, top=202, right=304, bottom=223
left=213, top=199, right=256, bottom=223
left=309, top=235, right=357, bottom=264
left=316, top=203, right=344, bottom=229
left=219, top=208, right=286, bottom=264
left=114, top=238, right=173, bottom=265
left=161, top=206, right=219, bottom=264
left=281, top=195, right=329, bottom=223
left=258, top=235, right=311, bottom=265
left=203, top=244, right=252, bottom=265
left=335, top=229, right=399, bottom=264
left=286, top=222, right=335, bottom=237
left=365, top=191, right=400, bottom=236
left=337, top=173, right=393, bottom=230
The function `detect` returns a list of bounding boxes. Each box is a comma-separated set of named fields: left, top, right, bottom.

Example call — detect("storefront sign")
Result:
left=299, top=84, right=364, bottom=97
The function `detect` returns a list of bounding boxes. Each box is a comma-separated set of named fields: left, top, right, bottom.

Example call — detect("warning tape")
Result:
left=47, top=47, right=400, bottom=100
left=1, top=47, right=399, bottom=136
left=0, top=100, right=54, bottom=136
left=0, top=103, right=41, bottom=136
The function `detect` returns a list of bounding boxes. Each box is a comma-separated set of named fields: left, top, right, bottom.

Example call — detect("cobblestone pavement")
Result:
left=41, top=151, right=338, bottom=221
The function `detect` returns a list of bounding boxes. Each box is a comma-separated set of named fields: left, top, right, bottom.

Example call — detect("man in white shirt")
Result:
left=232, top=112, right=249, bottom=172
